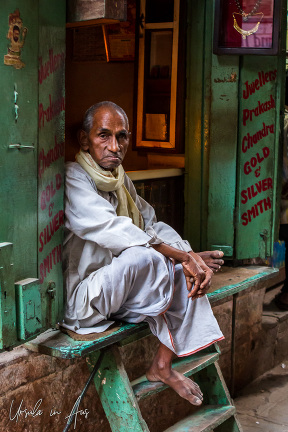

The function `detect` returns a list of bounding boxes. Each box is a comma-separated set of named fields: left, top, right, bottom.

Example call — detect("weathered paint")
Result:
left=25, top=322, right=149, bottom=359
left=207, top=51, right=239, bottom=256
left=88, top=346, right=240, bottom=432
left=0, top=243, right=17, bottom=349
left=208, top=267, right=278, bottom=303
left=15, top=278, right=41, bottom=340
left=0, top=1, right=38, bottom=282
left=0, top=1, right=39, bottom=350
left=38, top=0, right=66, bottom=328
left=26, top=322, right=241, bottom=430
left=185, top=0, right=286, bottom=260
left=0, top=1, right=65, bottom=349
left=235, top=57, right=280, bottom=259
left=89, top=346, right=149, bottom=432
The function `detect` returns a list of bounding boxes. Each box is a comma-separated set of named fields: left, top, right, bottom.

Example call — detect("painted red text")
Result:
left=39, top=244, right=62, bottom=283
left=243, top=95, right=275, bottom=126
left=38, top=136, right=64, bottom=179
left=243, top=69, right=277, bottom=100
left=39, top=210, right=64, bottom=252
left=40, top=174, right=62, bottom=210
left=243, top=147, right=270, bottom=175
left=241, top=197, right=272, bottom=226
left=39, top=49, right=65, bottom=84
left=242, top=122, right=274, bottom=153
left=39, top=94, right=65, bottom=129
left=241, top=177, right=273, bottom=204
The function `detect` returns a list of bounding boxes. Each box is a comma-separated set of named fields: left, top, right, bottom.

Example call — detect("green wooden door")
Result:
left=0, top=1, right=65, bottom=349
left=0, top=2, right=38, bottom=281
left=235, top=56, right=283, bottom=259
left=185, top=0, right=286, bottom=261
left=0, top=1, right=39, bottom=348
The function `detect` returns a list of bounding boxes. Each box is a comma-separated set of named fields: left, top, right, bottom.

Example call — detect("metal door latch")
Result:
left=9, top=143, right=35, bottom=149
left=47, top=282, right=56, bottom=299
left=14, top=84, right=19, bottom=122
left=260, top=229, right=268, bottom=241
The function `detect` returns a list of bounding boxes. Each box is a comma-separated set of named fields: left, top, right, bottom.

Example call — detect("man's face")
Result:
left=80, top=107, right=130, bottom=171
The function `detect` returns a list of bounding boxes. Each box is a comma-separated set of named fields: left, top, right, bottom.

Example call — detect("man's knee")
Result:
left=117, top=246, right=166, bottom=275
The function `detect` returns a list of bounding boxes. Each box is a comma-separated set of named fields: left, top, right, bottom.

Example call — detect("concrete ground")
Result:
left=234, top=361, right=288, bottom=432
left=234, top=285, right=288, bottom=432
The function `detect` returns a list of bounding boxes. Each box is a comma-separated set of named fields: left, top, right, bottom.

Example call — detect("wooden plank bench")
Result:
left=25, top=325, right=242, bottom=431
left=25, top=266, right=278, bottom=431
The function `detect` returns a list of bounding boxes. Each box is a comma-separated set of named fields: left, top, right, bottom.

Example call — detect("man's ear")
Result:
left=78, top=130, right=90, bottom=151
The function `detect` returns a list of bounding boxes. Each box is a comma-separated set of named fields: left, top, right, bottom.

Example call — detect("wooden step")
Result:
left=132, top=351, right=219, bottom=401
left=164, top=405, right=236, bottom=432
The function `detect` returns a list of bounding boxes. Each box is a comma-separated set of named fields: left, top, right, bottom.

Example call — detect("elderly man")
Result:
left=63, top=101, right=224, bottom=406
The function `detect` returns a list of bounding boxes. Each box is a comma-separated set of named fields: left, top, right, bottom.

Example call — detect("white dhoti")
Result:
left=74, top=246, right=224, bottom=357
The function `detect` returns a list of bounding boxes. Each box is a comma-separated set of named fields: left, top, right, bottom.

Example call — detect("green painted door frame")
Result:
left=0, top=1, right=65, bottom=350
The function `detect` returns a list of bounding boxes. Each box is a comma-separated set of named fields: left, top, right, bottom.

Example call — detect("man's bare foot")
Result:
left=146, top=354, right=203, bottom=406
left=146, top=368, right=203, bottom=405
left=197, top=250, right=224, bottom=272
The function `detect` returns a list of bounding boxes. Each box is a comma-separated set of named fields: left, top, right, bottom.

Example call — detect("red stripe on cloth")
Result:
left=177, top=336, right=225, bottom=357
left=162, top=313, right=224, bottom=356
left=162, top=314, right=176, bottom=351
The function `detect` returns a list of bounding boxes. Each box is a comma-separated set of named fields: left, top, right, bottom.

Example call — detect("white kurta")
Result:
left=63, top=162, right=224, bottom=355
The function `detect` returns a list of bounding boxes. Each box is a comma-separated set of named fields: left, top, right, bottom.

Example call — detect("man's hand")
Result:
left=189, top=251, right=214, bottom=299
left=151, top=243, right=213, bottom=300
left=182, top=253, right=213, bottom=300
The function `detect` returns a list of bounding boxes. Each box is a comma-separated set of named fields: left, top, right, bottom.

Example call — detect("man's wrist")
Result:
left=181, top=252, right=194, bottom=264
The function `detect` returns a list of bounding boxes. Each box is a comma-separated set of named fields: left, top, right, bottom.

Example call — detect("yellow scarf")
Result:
left=76, top=150, right=144, bottom=230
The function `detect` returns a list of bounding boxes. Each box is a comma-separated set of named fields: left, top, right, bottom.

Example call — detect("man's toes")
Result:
left=192, top=380, right=201, bottom=390
left=193, top=385, right=203, bottom=399
left=213, top=259, right=224, bottom=265
left=188, top=394, right=203, bottom=406
left=187, top=379, right=203, bottom=398
left=207, top=262, right=221, bottom=269
left=210, top=250, right=224, bottom=259
left=182, top=385, right=203, bottom=405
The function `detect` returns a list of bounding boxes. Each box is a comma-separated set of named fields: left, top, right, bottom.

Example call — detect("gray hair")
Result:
left=82, top=101, right=129, bottom=133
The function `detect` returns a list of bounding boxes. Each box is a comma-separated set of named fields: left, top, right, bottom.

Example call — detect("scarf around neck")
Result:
left=76, top=150, right=144, bottom=230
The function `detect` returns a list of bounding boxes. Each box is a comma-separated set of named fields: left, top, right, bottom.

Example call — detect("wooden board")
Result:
left=164, top=405, right=236, bottom=432
left=25, top=322, right=149, bottom=358
left=208, top=265, right=278, bottom=303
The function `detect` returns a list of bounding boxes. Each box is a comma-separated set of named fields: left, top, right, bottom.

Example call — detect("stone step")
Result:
left=263, top=284, right=288, bottom=324
left=163, top=405, right=236, bottom=432
left=132, top=351, right=219, bottom=401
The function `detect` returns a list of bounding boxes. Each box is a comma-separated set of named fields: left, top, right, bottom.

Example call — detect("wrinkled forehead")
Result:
left=91, top=107, right=128, bottom=131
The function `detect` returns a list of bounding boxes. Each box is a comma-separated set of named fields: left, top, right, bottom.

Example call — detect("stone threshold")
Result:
left=262, top=284, right=288, bottom=328
left=208, top=265, right=280, bottom=304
